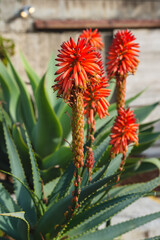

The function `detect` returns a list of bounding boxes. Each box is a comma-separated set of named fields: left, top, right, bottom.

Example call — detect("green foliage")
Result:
left=0, top=54, right=159, bottom=185
left=0, top=52, right=160, bottom=240
left=0, top=112, right=160, bottom=239
left=0, top=36, right=15, bottom=65
left=0, top=54, right=71, bottom=183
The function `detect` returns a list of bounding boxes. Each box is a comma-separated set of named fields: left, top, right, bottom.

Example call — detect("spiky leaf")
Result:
left=25, top=129, right=43, bottom=201
left=42, top=146, right=72, bottom=169
left=0, top=212, right=29, bottom=240
left=32, top=75, right=62, bottom=157
left=74, top=211, right=160, bottom=240
left=20, top=51, right=40, bottom=94
left=2, top=111, right=37, bottom=226
left=7, top=56, right=36, bottom=136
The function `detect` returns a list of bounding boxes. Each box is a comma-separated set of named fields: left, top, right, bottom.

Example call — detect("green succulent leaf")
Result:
left=45, top=53, right=59, bottom=110
left=1, top=111, right=37, bottom=226
left=106, top=78, right=116, bottom=102
left=70, top=176, right=160, bottom=239
left=94, top=118, right=114, bottom=147
left=79, top=174, right=117, bottom=203
left=134, top=102, right=159, bottom=122
left=66, top=193, right=143, bottom=238
left=43, top=178, right=60, bottom=199
left=48, top=163, right=74, bottom=204
left=142, top=158, right=160, bottom=170
left=73, top=211, right=160, bottom=240
left=35, top=173, right=116, bottom=238
left=40, top=167, right=62, bottom=184
left=0, top=61, right=20, bottom=122
left=139, top=119, right=160, bottom=131
left=145, top=236, right=160, bottom=240
left=125, top=88, right=147, bottom=107
left=25, top=129, right=43, bottom=202
left=42, top=146, right=72, bottom=170
left=132, top=132, right=160, bottom=154
left=93, top=137, right=110, bottom=168
left=108, top=176, right=160, bottom=199
left=7, top=56, right=36, bottom=137
left=59, top=104, right=72, bottom=144
left=12, top=124, right=32, bottom=182
left=32, top=75, right=62, bottom=157
left=0, top=212, right=30, bottom=240
left=20, top=51, right=40, bottom=94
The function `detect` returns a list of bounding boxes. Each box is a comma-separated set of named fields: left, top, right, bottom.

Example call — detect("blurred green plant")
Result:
left=0, top=109, right=160, bottom=240
left=0, top=36, right=15, bottom=65
left=0, top=53, right=160, bottom=185
left=0, top=53, right=73, bottom=184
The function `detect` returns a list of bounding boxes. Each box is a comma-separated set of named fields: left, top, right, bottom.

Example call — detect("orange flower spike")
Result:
left=80, top=28, right=104, bottom=50
left=53, top=37, right=101, bottom=99
left=84, top=76, right=111, bottom=123
left=106, top=29, right=139, bottom=79
left=110, top=108, right=139, bottom=157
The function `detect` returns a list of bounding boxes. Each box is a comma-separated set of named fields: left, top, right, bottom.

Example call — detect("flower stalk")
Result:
left=116, top=75, right=127, bottom=110
left=71, top=92, right=84, bottom=208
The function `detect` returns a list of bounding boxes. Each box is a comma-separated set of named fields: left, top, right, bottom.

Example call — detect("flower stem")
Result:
left=71, top=92, right=84, bottom=210
left=116, top=75, right=127, bottom=110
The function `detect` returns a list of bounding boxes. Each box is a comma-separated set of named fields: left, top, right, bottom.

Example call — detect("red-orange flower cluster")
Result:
left=106, top=29, right=139, bottom=79
left=110, top=108, right=139, bottom=157
left=84, top=76, right=110, bottom=123
left=53, top=37, right=102, bottom=99
left=79, top=28, right=104, bottom=50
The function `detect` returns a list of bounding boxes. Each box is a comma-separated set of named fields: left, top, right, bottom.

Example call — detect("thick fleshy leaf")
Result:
left=59, top=104, right=72, bottom=144
left=125, top=88, right=146, bottom=107
left=0, top=182, right=23, bottom=238
left=106, top=78, right=116, bottom=102
left=66, top=194, right=143, bottom=238
left=25, top=129, right=43, bottom=201
left=93, top=137, right=110, bottom=168
left=32, top=75, right=62, bottom=157
left=132, top=132, right=160, bottom=154
left=70, top=176, right=160, bottom=239
left=145, top=236, right=160, bottom=240
left=20, top=51, right=40, bottom=95
left=108, top=176, right=160, bottom=199
left=73, top=211, right=160, bottom=240
left=42, top=146, right=72, bottom=170
left=40, top=167, right=62, bottom=184
left=81, top=137, right=110, bottom=187
left=139, top=119, right=160, bottom=131
left=134, top=102, right=159, bottom=122
left=0, top=212, right=29, bottom=240
left=35, top=174, right=116, bottom=238
left=48, top=163, right=74, bottom=204
left=0, top=61, right=20, bottom=122
left=2, top=111, right=37, bottom=226
left=7, top=56, right=36, bottom=137
left=43, top=178, right=60, bottom=199
left=12, top=124, right=32, bottom=182
left=45, top=53, right=58, bottom=108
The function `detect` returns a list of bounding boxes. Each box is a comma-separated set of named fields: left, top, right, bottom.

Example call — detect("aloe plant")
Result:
left=0, top=29, right=160, bottom=240
left=0, top=53, right=159, bottom=185
left=0, top=109, right=160, bottom=240
left=0, top=53, right=73, bottom=183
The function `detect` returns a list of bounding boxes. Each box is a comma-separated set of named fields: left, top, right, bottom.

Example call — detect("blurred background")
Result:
left=0, top=0, right=160, bottom=239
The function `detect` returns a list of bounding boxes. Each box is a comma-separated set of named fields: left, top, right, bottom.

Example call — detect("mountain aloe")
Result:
left=0, top=28, right=160, bottom=240
left=0, top=108, right=160, bottom=240
left=0, top=52, right=159, bottom=183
